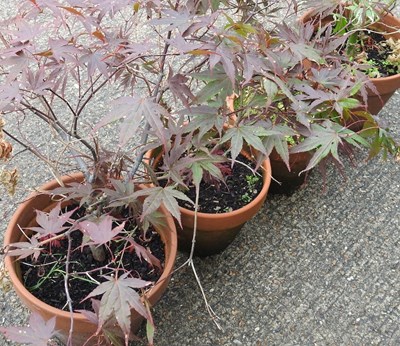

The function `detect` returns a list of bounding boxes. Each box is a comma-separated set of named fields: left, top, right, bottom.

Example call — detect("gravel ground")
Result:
left=0, top=1, right=400, bottom=346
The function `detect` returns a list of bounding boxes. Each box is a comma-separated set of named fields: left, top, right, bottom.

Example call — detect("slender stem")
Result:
left=76, top=74, right=102, bottom=111
left=172, top=183, right=222, bottom=330
left=64, top=233, right=74, bottom=346
left=20, top=101, right=52, bottom=122
left=47, top=91, right=98, bottom=162
left=126, top=123, right=151, bottom=181
left=18, top=100, right=94, bottom=177
left=126, top=31, right=173, bottom=181
left=76, top=69, right=120, bottom=118
left=190, top=261, right=223, bottom=330
left=34, top=98, right=91, bottom=179
left=47, top=90, right=77, bottom=127
left=183, top=57, right=208, bottom=75
left=2, top=129, right=49, bottom=162
left=189, top=183, right=200, bottom=259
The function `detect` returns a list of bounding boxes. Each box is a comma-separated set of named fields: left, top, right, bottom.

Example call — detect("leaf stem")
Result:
left=64, top=233, right=75, bottom=346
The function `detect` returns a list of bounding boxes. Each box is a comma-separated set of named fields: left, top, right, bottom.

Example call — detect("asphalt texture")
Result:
left=0, top=2, right=400, bottom=346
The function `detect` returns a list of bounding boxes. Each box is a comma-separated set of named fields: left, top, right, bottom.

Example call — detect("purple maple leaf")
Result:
left=77, top=299, right=127, bottom=344
left=7, top=18, right=44, bottom=43
left=126, top=238, right=161, bottom=269
left=80, top=51, right=109, bottom=78
left=0, top=312, right=56, bottom=346
left=4, top=237, right=42, bottom=261
left=79, top=215, right=125, bottom=245
left=168, top=69, right=195, bottom=107
left=28, top=202, right=77, bottom=236
left=94, top=95, right=170, bottom=147
left=84, top=273, right=152, bottom=343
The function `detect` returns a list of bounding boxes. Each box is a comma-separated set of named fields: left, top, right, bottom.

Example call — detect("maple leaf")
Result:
left=80, top=51, right=109, bottom=78
left=166, top=35, right=202, bottom=54
left=126, top=239, right=161, bottom=269
left=84, top=273, right=152, bottom=343
left=47, top=181, right=95, bottom=207
left=180, top=106, right=223, bottom=140
left=48, top=38, right=81, bottom=63
left=167, top=68, right=195, bottom=107
left=28, top=202, right=77, bottom=236
left=131, top=186, right=193, bottom=227
left=309, top=67, right=342, bottom=89
left=7, top=18, right=44, bottom=43
left=290, top=121, right=369, bottom=172
left=209, top=43, right=237, bottom=86
left=220, top=125, right=268, bottom=163
left=149, top=9, right=195, bottom=33
left=25, top=66, right=55, bottom=95
left=77, top=299, right=126, bottom=345
left=0, top=312, right=56, bottom=346
left=4, top=237, right=42, bottom=260
left=141, top=210, right=167, bottom=234
left=243, top=53, right=267, bottom=84
left=102, top=179, right=137, bottom=207
left=187, top=153, right=227, bottom=187
left=0, top=82, right=23, bottom=111
left=259, top=123, right=297, bottom=170
left=192, top=66, right=233, bottom=104
left=79, top=215, right=125, bottom=245
left=1, top=52, right=32, bottom=82
left=290, top=43, right=325, bottom=64
left=94, top=96, right=170, bottom=147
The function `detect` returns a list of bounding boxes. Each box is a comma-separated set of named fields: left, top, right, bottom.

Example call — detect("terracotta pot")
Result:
left=4, top=172, right=178, bottom=345
left=365, top=13, right=400, bottom=114
left=300, top=9, right=400, bottom=115
left=146, top=150, right=272, bottom=257
left=268, top=150, right=312, bottom=195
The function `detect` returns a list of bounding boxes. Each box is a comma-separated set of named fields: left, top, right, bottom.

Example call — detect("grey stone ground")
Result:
left=0, top=2, right=400, bottom=346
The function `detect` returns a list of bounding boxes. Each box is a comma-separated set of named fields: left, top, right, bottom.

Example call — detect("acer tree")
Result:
left=0, top=0, right=399, bottom=345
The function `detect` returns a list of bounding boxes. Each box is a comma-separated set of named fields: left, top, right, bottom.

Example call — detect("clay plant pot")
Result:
left=300, top=9, right=400, bottom=115
left=4, top=172, right=178, bottom=345
left=365, top=13, right=400, bottom=114
left=146, top=150, right=272, bottom=257
left=268, top=150, right=312, bottom=195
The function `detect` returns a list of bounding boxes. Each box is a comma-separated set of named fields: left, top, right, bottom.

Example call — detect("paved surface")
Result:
left=0, top=2, right=399, bottom=346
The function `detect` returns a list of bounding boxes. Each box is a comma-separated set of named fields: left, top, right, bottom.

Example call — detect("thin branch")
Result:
left=47, top=91, right=98, bottom=162
left=76, top=69, right=120, bottom=118
left=126, top=32, right=173, bottom=180
left=76, top=74, right=102, bottom=111
left=172, top=183, right=223, bottom=330
left=2, top=129, right=49, bottom=163
left=38, top=98, right=91, bottom=178
left=20, top=98, right=97, bottom=163
left=64, top=233, right=75, bottom=346
left=47, top=90, right=77, bottom=125
left=190, top=261, right=222, bottom=330
left=18, top=100, right=91, bottom=179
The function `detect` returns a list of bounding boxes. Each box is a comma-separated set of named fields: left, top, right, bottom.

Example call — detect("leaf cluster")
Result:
left=0, top=1, right=399, bottom=345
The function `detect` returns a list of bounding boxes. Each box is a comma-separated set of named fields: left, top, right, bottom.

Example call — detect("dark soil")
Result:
left=20, top=206, right=165, bottom=312
left=178, top=154, right=263, bottom=213
left=356, top=31, right=398, bottom=77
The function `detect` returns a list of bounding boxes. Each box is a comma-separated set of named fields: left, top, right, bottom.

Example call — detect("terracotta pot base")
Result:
left=268, top=150, right=312, bottom=195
